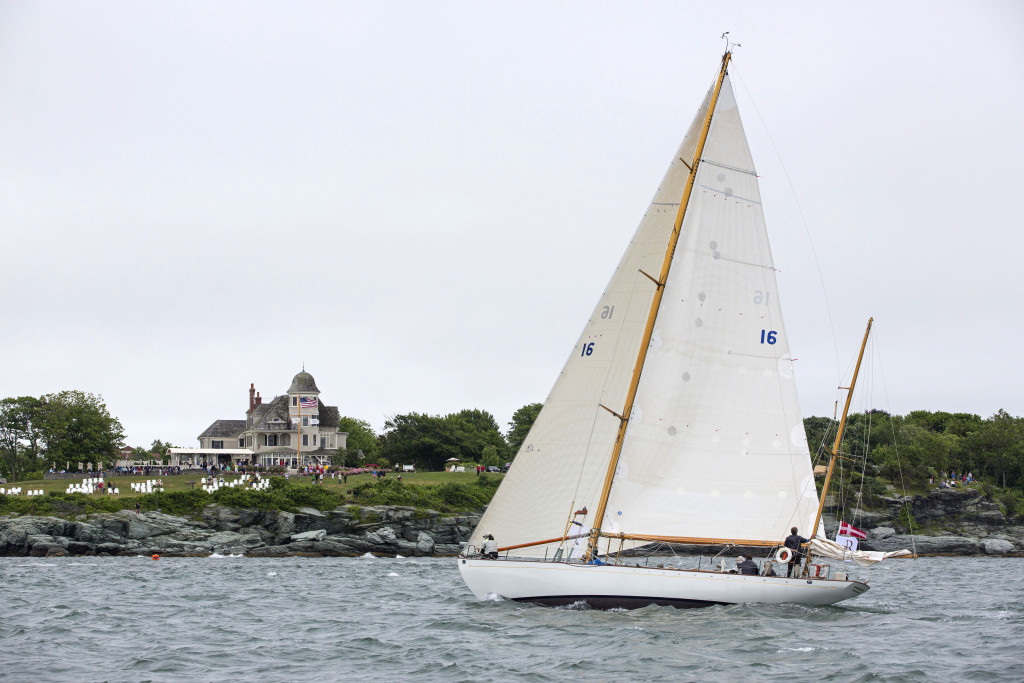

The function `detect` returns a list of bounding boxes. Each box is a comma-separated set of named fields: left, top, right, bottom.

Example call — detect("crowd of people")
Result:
left=931, top=471, right=975, bottom=488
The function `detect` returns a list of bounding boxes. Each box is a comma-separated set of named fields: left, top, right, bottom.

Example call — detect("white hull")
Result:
left=458, top=558, right=868, bottom=609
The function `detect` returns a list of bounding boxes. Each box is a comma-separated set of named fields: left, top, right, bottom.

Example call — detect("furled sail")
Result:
left=467, top=83, right=718, bottom=557
left=810, top=538, right=912, bottom=566
left=602, top=75, right=819, bottom=544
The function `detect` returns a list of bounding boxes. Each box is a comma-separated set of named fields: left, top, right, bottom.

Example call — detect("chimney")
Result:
left=255, top=392, right=262, bottom=407
left=249, top=383, right=256, bottom=414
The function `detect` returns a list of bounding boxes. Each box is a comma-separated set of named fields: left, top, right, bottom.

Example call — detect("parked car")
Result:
left=486, top=466, right=501, bottom=473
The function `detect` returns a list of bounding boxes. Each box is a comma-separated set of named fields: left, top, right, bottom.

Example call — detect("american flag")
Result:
left=300, top=397, right=318, bottom=409
left=838, top=521, right=866, bottom=539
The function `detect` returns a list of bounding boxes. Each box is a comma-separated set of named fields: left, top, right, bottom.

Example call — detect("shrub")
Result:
left=897, top=505, right=916, bottom=532
left=997, top=490, right=1024, bottom=519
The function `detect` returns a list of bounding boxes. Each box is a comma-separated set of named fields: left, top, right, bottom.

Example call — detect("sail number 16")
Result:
left=760, top=330, right=778, bottom=345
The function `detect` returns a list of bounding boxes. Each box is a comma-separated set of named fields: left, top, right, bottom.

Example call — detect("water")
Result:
left=1, top=556, right=1020, bottom=681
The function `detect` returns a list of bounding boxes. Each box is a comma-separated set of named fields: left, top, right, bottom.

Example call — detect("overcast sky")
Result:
left=2, top=1, right=1022, bottom=449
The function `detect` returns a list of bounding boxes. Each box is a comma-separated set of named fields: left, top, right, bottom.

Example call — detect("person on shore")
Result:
left=342, top=472, right=348, bottom=485
left=481, top=534, right=499, bottom=559
left=784, top=527, right=809, bottom=577
left=135, top=502, right=140, bottom=515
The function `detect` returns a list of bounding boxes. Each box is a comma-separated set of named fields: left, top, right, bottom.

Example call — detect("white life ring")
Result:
left=776, top=547, right=793, bottom=563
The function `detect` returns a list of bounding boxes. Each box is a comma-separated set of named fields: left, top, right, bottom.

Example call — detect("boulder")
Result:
left=291, top=529, right=327, bottom=542
left=981, top=538, right=1014, bottom=555
left=414, top=531, right=435, bottom=556
left=863, top=534, right=978, bottom=555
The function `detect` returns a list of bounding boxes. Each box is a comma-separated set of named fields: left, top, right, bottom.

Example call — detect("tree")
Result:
left=334, top=417, right=380, bottom=467
left=506, top=402, right=542, bottom=457
left=481, top=445, right=500, bottom=468
left=0, top=396, right=42, bottom=480
left=968, top=410, right=1024, bottom=488
left=380, top=413, right=459, bottom=472
left=380, top=409, right=508, bottom=471
left=34, top=391, right=124, bottom=467
left=151, top=440, right=173, bottom=457
left=449, top=409, right=508, bottom=462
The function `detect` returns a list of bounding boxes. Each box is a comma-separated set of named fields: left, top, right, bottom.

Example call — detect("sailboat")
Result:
left=459, top=49, right=908, bottom=609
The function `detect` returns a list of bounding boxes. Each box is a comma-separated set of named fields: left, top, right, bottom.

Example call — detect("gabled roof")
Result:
left=251, top=395, right=291, bottom=430
left=199, top=420, right=247, bottom=439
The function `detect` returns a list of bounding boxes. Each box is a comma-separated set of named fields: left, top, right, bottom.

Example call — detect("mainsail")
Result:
left=602, top=76, right=819, bottom=544
left=470, top=65, right=818, bottom=557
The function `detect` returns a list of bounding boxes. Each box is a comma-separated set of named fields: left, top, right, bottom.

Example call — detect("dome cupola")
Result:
left=288, top=370, right=320, bottom=394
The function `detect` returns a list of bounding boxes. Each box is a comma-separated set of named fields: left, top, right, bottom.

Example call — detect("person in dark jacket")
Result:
left=736, top=556, right=759, bottom=575
left=784, top=527, right=809, bottom=577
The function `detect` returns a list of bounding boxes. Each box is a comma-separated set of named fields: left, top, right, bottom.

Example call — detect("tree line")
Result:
left=806, top=408, right=1024, bottom=493
left=334, top=403, right=542, bottom=471
left=4, top=386, right=1022, bottom=502
left=0, top=392, right=124, bottom=480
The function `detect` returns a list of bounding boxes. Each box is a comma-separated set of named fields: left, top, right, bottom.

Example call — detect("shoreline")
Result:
left=1, top=488, right=1021, bottom=559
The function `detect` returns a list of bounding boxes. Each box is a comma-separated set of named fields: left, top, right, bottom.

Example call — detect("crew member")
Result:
left=482, top=534, right=499, bottom=559
left=784, top=527, right=809, bottom=577
left=736, top=555, right=758, bottom=575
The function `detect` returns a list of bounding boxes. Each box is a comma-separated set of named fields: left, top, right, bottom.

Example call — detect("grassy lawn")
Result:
left=3, top=470, right=500, bottom=499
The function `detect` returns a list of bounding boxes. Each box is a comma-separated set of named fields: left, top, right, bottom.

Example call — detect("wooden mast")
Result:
left=584, top=50, right=733, bottom=560
left=805, top=317, right=873, bottom=566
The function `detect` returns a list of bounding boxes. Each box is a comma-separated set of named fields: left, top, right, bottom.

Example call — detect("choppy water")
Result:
left=1, top=555, right=1020, bottom=681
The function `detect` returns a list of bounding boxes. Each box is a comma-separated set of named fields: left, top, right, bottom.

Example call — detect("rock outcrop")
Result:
left=0, top=505, right=480, bottom=558
left=1, top=488, right=1020, bottom=558
left=827, top=488, right=1023, bottom=556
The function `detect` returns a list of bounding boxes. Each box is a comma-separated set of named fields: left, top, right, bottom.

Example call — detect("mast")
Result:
left=807, top=317, right=873, bottom=551
left=585, top=50, right=733, bottom=560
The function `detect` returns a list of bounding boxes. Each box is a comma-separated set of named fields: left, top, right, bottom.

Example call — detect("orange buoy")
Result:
left=151, top=554, right=159, bottom=561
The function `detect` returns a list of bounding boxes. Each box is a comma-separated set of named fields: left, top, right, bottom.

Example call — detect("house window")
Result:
left=211, top=440, right=223, bottom=449
left=302, top=417, right=309, bottom=427
left=292, top=397, right=297, bottom=406
left=265, top=434, right=278, bottom=447
left=302, top=434, right=308, bottom=447
left=319, top=436, right=326, bottom=448
left=246, top=435, right=252, bottom=447
left=238, top=438, right=245, bottom=448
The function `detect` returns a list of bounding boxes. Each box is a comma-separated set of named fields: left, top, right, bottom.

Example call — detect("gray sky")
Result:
left=2, top=1, right=1022, bottom=449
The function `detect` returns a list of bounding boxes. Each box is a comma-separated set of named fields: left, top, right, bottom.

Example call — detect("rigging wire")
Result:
left=872, top=327, right=918, bottom=557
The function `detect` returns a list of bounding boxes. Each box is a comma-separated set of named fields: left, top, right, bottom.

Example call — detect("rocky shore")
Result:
left=0, top=504, right=480, bottom=558
left=1, top=488, right=1020, bottom=558
left=846, top=487, right=1022, bottom=556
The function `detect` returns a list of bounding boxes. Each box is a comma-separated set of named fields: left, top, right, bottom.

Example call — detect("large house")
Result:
left=169, top=370, right=347, bottom=469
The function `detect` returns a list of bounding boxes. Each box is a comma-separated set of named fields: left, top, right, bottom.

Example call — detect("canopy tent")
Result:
left=166, top=448, right=254, bottom=467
